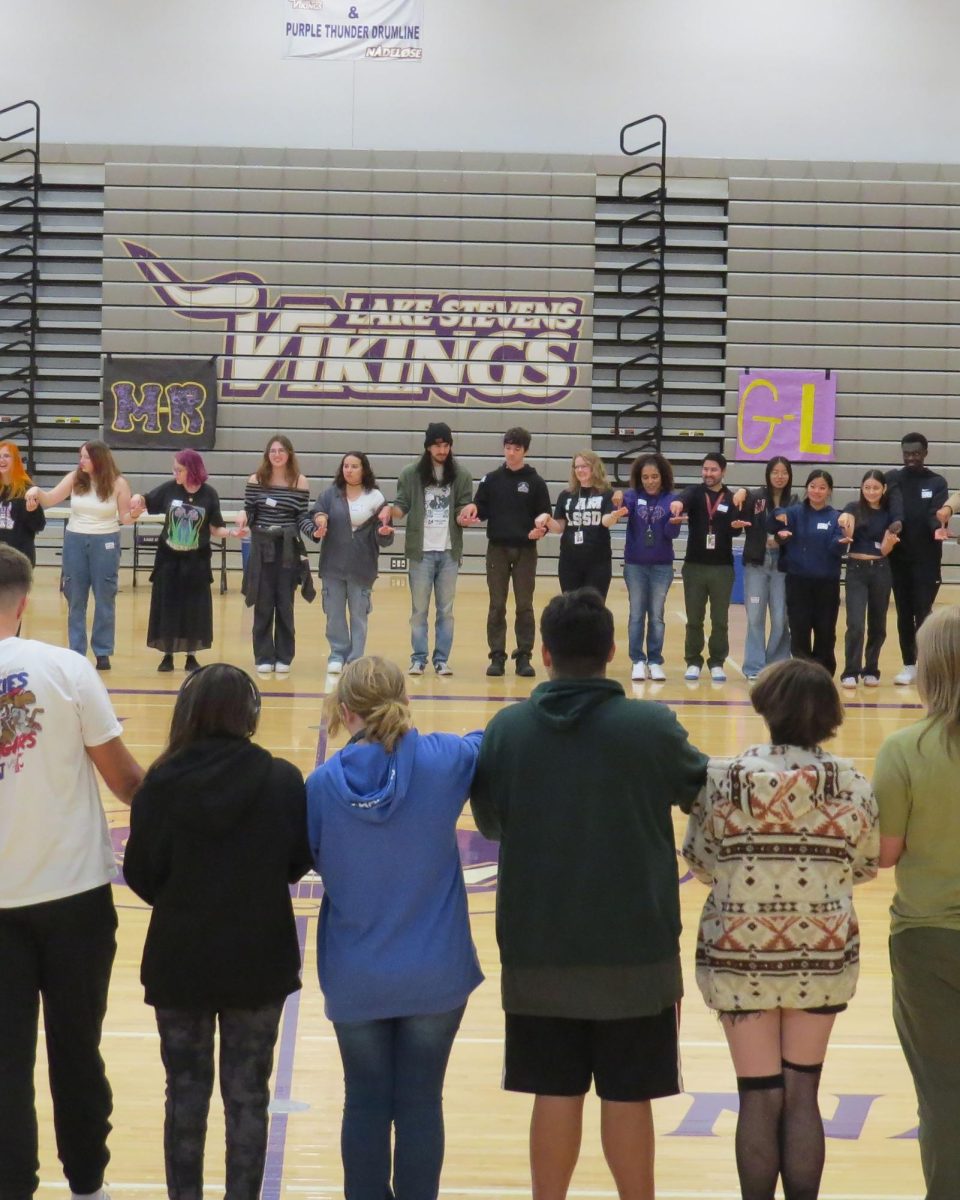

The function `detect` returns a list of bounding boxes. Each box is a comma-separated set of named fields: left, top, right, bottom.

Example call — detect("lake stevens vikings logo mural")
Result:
left=121, top=241, right=585, bottom=406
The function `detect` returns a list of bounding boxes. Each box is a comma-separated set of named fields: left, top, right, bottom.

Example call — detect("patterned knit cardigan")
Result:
left=682, top=744, right=879, bottom=1012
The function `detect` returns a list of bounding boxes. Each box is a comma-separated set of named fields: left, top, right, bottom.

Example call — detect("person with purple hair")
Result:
left=131, top=451, right=244, bottom=671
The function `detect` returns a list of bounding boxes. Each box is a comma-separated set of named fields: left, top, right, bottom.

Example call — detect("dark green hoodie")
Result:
left=471, top=677, right=708, bottom=1019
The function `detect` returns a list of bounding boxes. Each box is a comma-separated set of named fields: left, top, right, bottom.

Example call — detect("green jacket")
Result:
left=471, top=677, right=708, bottom=1017
left=395, top=461, right=474, bottom=563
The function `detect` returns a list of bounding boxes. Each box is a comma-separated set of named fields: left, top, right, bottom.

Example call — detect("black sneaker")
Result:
left=486, top=657, right=506, bottom=677
left=184, top=655, right=200, bottom=672
left=515, top=654, right=536, bottom=678
left=157, top=654, right=174, bottom=672
left=95, top=655, right=111, bottom=671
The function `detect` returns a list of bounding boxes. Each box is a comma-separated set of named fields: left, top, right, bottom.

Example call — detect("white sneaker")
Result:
left=255, top=663, right=273, bottom=677
left=710, top=665, right=727, bottom=682
left=684, top=664, right=701, bottom=681
left=648, top=663, right=666, bottom=681
left=275, top=662, right=290, bottom=675
left=408, top=661, right=425, bottom=676
left=71, top=1191, right=110, bottom=1200
left=631, top=662, right=647, bottom=681
left=863, top=675, right=880, bottom=687
left=435, top=661, right=454, bottom=676
left=841, top=676, right=857, bottom=689
left=894, top=665, right=917, bottom=685
left=327, top=660, right=343, bottom=675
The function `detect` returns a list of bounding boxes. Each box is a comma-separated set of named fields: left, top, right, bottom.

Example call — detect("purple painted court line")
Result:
left=261, top=713, right=328, bottom=1198
left=107, top=684, right=924, bottom=712
left=262, top=915, right=309, bottom=1200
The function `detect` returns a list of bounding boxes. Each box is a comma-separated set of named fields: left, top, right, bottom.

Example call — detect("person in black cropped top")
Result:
left=838, top=470, right=901, bottom=688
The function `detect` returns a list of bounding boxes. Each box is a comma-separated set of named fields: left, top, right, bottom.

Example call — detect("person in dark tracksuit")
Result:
left=884, top=432, right=949, bottom=686
left=773, top=469, right=848, bottom=676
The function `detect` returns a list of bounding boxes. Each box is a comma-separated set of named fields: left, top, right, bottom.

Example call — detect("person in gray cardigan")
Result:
left=378, top=422, right=474, bottom=677
left=303, top=452, right=394, bottom=673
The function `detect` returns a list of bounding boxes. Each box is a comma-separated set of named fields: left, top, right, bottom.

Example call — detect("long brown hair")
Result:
left=155, top=663, right=262, bottom=766
left=73, top=441, right=120, bottom=502
left=256, top=435, right=301, bottom=488
left=916, top=606, right=960, bottom=751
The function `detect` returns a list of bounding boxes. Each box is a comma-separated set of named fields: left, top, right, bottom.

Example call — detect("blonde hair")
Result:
left=916, top=606, right=960, bottom=746
left=325, top=656, right=413, bottom=752
left=569, top=449, right=608, bottom=492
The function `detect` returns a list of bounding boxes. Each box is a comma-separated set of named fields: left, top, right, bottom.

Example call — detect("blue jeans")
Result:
left=742, top=551, right=790, bottom=676
left=322, top=578, right=372, bottom=665
left=62, top=529, right=121, bottom=656
left=334, top=1004, right=466, bottom=1200
left=408, top=551, right=459, bottom=667
left=623, top=562, right=674, bottom=664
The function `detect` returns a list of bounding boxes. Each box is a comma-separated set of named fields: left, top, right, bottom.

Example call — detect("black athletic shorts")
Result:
left=503, top=1005, right=681, bottom=1102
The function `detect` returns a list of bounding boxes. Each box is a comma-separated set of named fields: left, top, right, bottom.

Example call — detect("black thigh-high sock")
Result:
left=780, top=1059, right=825, bottom=1200
left=735, top=1073, right=785, bottom=1200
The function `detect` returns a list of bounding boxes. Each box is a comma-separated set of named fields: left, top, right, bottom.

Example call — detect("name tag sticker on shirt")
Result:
left=105, top=542, right=115, bottom=549
left=817, top=522, right=830, bottom=530
left=265, top=496, right=277, bottom=507
left=170, top=499, right=183, bottom=508
left=921, top=489, right=933, bottom=498
left=717, top=504, right=729, bottom=513
left=637, top=497, right=647, bottom=506
left=875, top=541, right=883, bottom=550
left=749, top=596, right=761, bottom=603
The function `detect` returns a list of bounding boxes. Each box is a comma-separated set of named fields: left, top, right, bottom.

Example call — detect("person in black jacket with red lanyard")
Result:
left=123, top=664, right=311, bottom=1200
left=459, top=427, right=551, bottom=678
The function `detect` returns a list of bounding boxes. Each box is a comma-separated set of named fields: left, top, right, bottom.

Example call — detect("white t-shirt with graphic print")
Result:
left=0, top=637, right=123, bottom=907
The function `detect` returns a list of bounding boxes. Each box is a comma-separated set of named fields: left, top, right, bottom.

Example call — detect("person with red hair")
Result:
left=131, top=451, right=244, bottom=672
left=0, top=442, right=45, bottom=564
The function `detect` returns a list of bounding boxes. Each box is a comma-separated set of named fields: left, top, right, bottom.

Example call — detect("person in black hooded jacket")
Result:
left=123, top=663, right=311, bottom=1200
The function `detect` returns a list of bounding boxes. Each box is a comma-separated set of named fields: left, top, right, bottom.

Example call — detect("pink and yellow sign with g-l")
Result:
left=736, top=368, right=836, bottom=462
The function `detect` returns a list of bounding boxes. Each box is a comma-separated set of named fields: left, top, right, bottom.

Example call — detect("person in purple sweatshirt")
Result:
left=612, top=453, right=682, bottom=682
left=306, top=656, right=483, bottom=1200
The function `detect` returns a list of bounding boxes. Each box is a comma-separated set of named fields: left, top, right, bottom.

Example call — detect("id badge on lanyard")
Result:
left=705, top=531, right=716, bottom=550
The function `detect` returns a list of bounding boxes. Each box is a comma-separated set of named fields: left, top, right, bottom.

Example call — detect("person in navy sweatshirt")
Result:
left=773, top=468, right=849, bottom=676
left=306, top=656, right=483, bottom=1200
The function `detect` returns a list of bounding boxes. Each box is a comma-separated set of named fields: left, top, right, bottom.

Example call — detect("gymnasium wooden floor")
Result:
left=21, top=565, right=942, bottom=1200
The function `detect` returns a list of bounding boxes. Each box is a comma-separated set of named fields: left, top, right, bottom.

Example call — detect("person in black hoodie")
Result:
left=123, top=664, right=311, bottom=1200
left=459, top=427, right=551, bottom=678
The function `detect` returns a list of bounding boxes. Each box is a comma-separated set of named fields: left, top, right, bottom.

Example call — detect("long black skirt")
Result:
left=147, top=548, right=214, bottom=653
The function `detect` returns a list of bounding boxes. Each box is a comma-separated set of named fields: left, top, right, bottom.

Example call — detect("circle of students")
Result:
left=1, top=425, right=959, bottom=1200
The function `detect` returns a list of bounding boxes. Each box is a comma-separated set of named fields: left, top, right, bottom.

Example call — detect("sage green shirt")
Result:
left=394, top=462, right=473, bottom=563
left=873, top=716, right=960, bottom=936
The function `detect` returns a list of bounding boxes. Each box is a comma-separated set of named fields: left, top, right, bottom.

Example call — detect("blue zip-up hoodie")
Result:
left=306, top=728, right=484, bottom=1022
left=774, top=502, right=847, bottom=579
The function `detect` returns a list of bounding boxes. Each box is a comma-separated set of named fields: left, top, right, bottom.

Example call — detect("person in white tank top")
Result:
left=26, top=441, right=135, bottom=670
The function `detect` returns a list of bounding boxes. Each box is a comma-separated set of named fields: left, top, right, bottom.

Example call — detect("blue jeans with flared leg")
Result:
left=333, top=1004, right=466, bottom=1200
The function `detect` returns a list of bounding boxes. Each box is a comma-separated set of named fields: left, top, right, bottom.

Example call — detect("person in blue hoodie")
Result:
left=306, top=656, right=483, bottom=1200
left=773, top=468, right=849, bottom=676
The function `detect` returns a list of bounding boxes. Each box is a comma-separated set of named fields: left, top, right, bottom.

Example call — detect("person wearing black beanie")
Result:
left=378, top=422, right=474, bottom=677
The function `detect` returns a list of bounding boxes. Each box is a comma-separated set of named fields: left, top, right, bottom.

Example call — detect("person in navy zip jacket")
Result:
left=613, top=452, right=681, bottom=682
left=773, top=469, right=849, bottom=676
left=306, top=656, right=483, bottom=1200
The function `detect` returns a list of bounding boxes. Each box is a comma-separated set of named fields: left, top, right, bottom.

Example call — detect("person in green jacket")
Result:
left=378, top=422, right=474, bottom=677
left=471, top=586, right=708, bottom=1200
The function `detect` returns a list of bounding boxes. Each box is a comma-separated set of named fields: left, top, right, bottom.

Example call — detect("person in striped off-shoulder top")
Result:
left=237, top=435, right=313, bottom=676
left=683, top=657, right=878, bottom=1200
